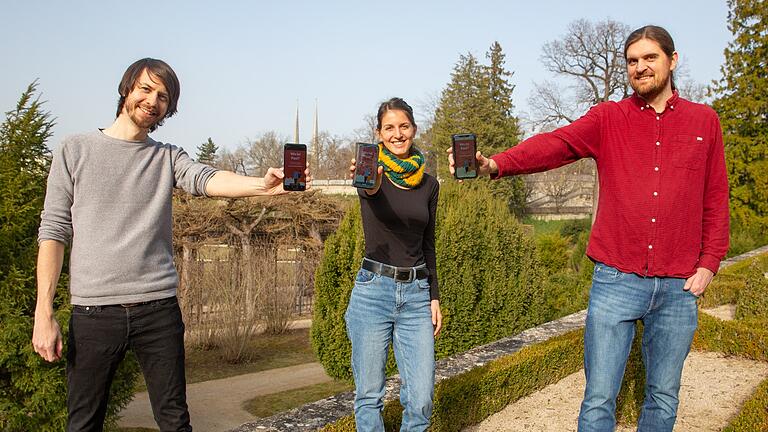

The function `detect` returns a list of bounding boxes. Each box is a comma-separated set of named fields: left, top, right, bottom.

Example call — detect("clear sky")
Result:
left=1, top=0, right=731, bottom=153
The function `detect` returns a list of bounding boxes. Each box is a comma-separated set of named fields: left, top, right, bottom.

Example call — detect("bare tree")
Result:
left=245, top=131, right=286, bottom=177
left=313, top=131, right=354, bottom=179
left=528, top=18, right=631, bottom=222
left=529, top=18, right=631, bottom=131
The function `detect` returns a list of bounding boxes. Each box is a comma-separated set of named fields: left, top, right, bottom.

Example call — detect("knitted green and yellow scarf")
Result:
left=378, top=142, right=425, bottom=188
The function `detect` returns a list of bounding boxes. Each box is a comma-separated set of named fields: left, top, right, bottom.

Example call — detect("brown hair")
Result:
left=376, top=97, right=416, bottom=131
left=624, top=25, right=676, bottom=89
left=116, top=58, right=180, bottom=131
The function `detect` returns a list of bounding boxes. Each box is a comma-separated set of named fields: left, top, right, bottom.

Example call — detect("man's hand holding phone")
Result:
left=263, top=164, right=312, bottom=195
left=447, top=147, right=498, bottom=179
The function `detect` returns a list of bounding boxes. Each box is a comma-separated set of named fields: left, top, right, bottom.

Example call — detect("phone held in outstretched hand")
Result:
left=352, top=143, right=379, bottom=189
left=452, top=133, right=478, bottom=179
left=283, top=143, right=307, bottom=191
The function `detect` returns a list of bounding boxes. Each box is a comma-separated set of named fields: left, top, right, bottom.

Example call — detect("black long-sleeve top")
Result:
left=358, top=174, right=440, bottom=300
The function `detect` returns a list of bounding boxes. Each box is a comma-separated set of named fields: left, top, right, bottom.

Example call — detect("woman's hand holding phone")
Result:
left=349, top=158, right=383, bottom=195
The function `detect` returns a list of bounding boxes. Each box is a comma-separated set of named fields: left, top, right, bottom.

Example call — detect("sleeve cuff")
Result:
left=698, top=254, right=722, bottom=275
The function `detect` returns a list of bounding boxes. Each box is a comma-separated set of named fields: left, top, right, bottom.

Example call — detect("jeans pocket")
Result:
left=72, top=305, right=98, bottom=317
left=354, top=268, right=376, bottom=285
left=592, top=263, right=624, bottom=284
left=416, top=278, right=430, bottom=290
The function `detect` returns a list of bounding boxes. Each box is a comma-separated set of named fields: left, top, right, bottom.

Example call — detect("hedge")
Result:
left=318, top=329, right=585, bottom=432
left=311, top=181, right=545, bottom=380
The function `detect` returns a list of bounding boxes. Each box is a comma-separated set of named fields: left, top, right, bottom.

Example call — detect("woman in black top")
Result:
left=345, top=97, right=441, bottom=432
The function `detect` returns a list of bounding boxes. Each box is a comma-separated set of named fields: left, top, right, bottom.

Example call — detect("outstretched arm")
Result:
left=205, top=165, right=312, bottom=198
left=33, top=240, right=65, bottom=362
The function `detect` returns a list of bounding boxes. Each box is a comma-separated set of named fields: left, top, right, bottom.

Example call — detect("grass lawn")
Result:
left=522, top=216, right=584, bottom=239
left=133, top=327, right=317, bottom=391
left=242, top=379, right=353, bottom=418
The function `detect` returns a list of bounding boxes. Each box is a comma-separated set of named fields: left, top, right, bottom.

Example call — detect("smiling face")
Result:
left=121, top=69, right=170, bottom=132
left=377, top=109, right=416, bottom=159
left=626, top=38, right=678, bottom=102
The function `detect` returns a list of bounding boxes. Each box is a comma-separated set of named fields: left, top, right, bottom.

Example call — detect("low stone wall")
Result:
left=230, top=244, right=768, bottom=432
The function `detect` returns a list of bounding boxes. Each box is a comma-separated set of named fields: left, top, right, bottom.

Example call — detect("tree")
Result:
left=196, top=136, right=218, bottom=165
left=529, top=18, right=631, bottom=130
left=0, top=82, right=138, bottom=430
left=426, top=42, right=527, bottom=216
left=244, top=131, right=286, bottom=177
left=712, top=0, right=768, bottom=232
left=527, top=18, right=631, bottom=222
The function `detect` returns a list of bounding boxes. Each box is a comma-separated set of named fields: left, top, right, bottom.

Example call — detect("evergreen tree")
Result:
left=196, top=136, right=219, bottom=165
left=426, top=42, right=526, bottom=216
left=712, top=0, right=768, bottom=232
left=0, top=83, right=138, bottom=431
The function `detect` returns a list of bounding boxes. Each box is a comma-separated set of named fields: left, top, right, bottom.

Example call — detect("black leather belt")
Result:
left=362, top=258, right=429, bottom=283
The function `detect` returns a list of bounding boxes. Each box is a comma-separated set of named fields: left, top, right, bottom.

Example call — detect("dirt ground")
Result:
left=465, top=306, right=767, bottom=432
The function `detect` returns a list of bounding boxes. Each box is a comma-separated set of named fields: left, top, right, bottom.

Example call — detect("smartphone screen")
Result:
left=353, top=143, right=379, bottom=189
left=452, top=133, right=478, bottom=179
left=283, top=143, right=307, bottom=191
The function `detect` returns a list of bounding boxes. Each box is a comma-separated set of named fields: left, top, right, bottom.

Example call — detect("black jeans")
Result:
left=66, top=296, right=191, bottom=432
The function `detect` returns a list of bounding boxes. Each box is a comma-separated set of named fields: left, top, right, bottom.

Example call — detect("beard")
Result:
left=631, top=72, right=672, bottom=101
left=127, top=104, right=163, bottom=132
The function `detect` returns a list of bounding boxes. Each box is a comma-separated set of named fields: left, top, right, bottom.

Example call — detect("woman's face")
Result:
left=377, top=109, right=416, bottom=159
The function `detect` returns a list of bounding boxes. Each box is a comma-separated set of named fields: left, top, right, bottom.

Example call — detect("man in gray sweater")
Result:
left=31, top=58, right=309, bottom=432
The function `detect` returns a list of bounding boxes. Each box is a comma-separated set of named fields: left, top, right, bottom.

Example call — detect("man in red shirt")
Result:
left=449, top=25, right=729, bottom=432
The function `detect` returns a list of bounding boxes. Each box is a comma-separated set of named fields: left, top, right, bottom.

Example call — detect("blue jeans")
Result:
left=344, top=266, right=435, bottom=432
left=67, top=297, right=190, bottom=432
left=578, top=263, right=698, bottom=432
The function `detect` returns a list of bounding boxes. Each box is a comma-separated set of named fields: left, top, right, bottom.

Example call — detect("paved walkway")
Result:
left=117, top=362, right=332, bottom=432
left=117, top=319, right=329, bottom=432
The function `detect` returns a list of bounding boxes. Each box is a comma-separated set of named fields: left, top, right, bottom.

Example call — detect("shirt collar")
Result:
left=632, top=90, right=680, bottom=112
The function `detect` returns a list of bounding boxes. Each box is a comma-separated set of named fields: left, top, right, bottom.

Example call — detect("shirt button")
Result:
left=648, top=245, right=653, bottom=249
left=653, top=192, right=658, bottom=196
left=656, top=116, right=660, bottom=120
left=654, top=167, right=659, bottom=171
left=651, top=218, right=656, bottom=223
left=656, top=141, right=661, bottom=146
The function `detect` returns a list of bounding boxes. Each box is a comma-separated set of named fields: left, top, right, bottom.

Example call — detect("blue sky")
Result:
left=1, top=1, right=731, bottom=153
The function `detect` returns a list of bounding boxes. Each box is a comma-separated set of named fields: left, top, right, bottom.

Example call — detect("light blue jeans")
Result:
left=578, top=262, right=698, bottom=432
left=344, top=266, right=435, bottom=432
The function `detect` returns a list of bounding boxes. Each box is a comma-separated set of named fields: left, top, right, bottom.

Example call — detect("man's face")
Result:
left=122, top=69, right=169, bottom=131
left=626, top=38, right=678, bottom=100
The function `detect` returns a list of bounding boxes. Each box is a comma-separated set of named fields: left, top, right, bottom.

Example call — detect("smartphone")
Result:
left=452, top=133, right=478, bottom=179
left=283, top=143, right=307, bottom=191
left=352, top=143, right=379, bottom=189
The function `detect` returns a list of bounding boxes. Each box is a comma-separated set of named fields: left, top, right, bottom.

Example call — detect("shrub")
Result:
left=535, top=233, right=570, bottom=275
left=311, top=182, right=546, bottom=380
left=559, top=218, right=592, bottom=243
left=735, top=261, right=768, bottom=321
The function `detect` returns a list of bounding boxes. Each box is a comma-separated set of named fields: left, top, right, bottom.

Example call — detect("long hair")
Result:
left=624, top=25, right=676, bottom=89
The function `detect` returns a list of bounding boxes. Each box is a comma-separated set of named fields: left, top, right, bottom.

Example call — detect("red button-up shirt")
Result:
left=491, top=92, right=729, bottom=277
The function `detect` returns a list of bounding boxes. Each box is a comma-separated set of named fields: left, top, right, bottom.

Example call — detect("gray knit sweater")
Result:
left=38, top=130, right=218, bottom=305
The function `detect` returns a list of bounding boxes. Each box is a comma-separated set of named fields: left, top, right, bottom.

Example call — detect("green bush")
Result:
left=559, top=218, right=591, bottom=243
left=311, top=181, right=546, bottom=380
left=535, top=233, right=570, bottom=275
left=735, top=262, right=768, bottom=321
left=723, top=376, right=768, bottom=431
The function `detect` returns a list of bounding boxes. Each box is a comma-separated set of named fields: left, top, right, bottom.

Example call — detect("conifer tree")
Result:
left=712, top=0, right=768, bottom=231
left=196, top=136, right=219, bottom=165
left=426, top=42, right=527, bottom=216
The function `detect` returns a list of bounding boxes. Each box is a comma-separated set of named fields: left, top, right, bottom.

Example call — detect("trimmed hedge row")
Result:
left=318, top=329, right=585, bottom=432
